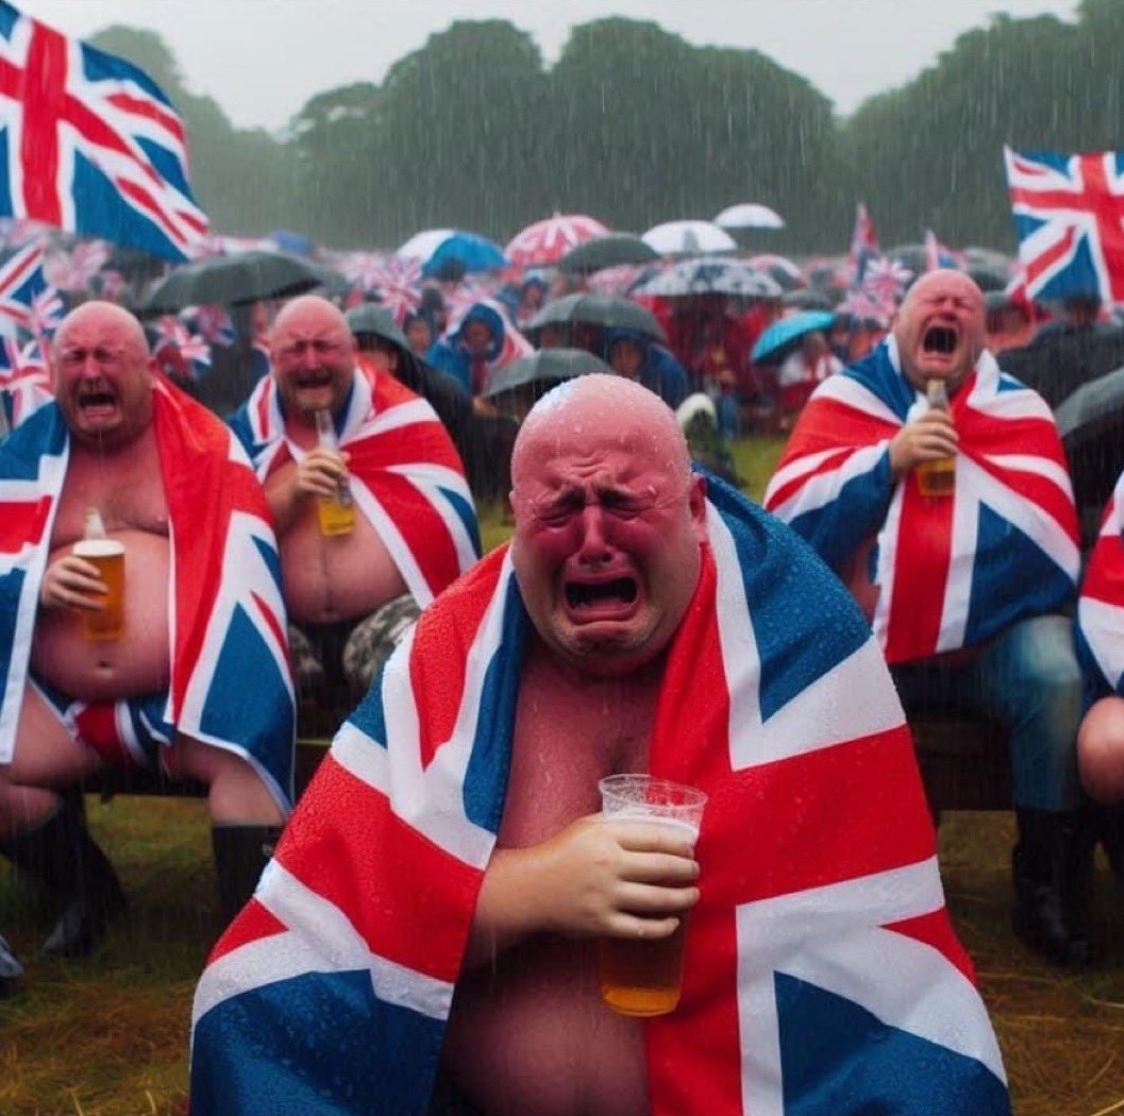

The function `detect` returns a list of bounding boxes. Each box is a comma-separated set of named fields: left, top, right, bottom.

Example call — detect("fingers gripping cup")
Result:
left=73, top=538, right=126, bottom=641
left=597, top=774, right=706, bottom=1017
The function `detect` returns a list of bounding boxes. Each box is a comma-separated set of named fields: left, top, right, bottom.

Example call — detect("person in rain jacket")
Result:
left=427, top=301, right=506, bottom=397
left=605, top=327, right=689, bottom=410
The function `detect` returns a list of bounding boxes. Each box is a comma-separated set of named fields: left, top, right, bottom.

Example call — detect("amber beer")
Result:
left=314, top=408, right=356, bottom=536
left=916, top=378, right=956, bottom=497
left=597, top=775, right=706, bottom=1017
left=73, top=538, right=125, bottom=641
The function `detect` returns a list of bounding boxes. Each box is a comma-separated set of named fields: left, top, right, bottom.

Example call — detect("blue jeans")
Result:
left=891, top=614, right=1082, bottom=811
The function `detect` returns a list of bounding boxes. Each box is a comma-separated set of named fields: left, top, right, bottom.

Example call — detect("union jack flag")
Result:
left=764, top=338, right=1079, bottom=663
left=189, top=477, right=1008, bottom=1116
left=1077, top=470, right=1124, bottom=701
left=0, top=235, right=45, bottom=330
left=228, top=367, right=480, bottom=607
left=1004, top=146, right=1124, bottom=303
left=0, top=383, right=294, bottom=807
left=849, top=201, right=880, bottom=282
left=0, top=1, right=208, bottom=260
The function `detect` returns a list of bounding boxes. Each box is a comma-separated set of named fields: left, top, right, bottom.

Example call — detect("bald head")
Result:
left=50, top=301, right=154, bottom=449
left=893, top=270, right=985, bottom=390
left=270, top=295, right=357, bottom=422
left=511, top=374, right=692, bottom=495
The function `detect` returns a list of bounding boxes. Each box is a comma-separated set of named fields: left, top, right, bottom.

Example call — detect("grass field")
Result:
left=2, top=436, right=1123, bottom=1115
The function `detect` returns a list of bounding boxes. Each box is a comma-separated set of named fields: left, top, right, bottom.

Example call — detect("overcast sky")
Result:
left=21, top=0, right=1080, bottom=132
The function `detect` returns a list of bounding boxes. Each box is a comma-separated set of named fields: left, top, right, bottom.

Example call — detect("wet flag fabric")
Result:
left=228, top=368, right=480, bottom=607
left=1004, top=147, right=1124, bottom=303
left=0, top=1, right=208, bottom=260
left=1077, top=470, right=1124, bottom=701
left=189, top=476, right=1008, bottom=1116
left=0, top=380, right=294, bottom=808
left=764, top=337, right=1079, bottom=664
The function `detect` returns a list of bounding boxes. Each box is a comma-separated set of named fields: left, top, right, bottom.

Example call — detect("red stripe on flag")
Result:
left=209, top=898, right=288, bottom=964
left=0, top=496, right=52, bottom=551
left=884, top=479, right=955, bottom=663
left=412, top=549, right=505, bottom=768
left=1081, top=525, right=1124, bottom=604
left=104, top=91, right=186, bottom=143
left=21, top=24, right=68, bottom=224
left=885, top=908, right=978, bottom=986
left=277, top=755, right=482, bottom=982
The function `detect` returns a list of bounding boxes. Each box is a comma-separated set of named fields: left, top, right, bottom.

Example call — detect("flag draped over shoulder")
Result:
left=0, top=380, right=294, bottom=808
left=1003, top=146, right=1124, bottom=303
left=228, top=369, right=480, bottom=607
left=0, top=1, right=209, bottom=260
left=1077, top=470, right=1124, bottom=702
left=190, top=476, right=1009, bottom=1116
left=764, top=336, right=1079, bottom=664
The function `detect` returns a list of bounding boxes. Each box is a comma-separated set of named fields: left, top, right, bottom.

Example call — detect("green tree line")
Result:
left=91, top=1, right=1123, bottom=256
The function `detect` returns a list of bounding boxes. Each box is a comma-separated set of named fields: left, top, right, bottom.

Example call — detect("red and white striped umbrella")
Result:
left=505, top=213, right=610, bottom=267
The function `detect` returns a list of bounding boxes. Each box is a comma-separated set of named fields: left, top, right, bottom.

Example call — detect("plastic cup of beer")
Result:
left=597, top=774, right=706, bottom=1017
left=73, top=538, right=125, bottom=641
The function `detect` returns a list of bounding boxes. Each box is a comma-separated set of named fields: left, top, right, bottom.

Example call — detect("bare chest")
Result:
left=499, top=648, right=661, bottom=848
left=52, top=440, right=169, bottom=547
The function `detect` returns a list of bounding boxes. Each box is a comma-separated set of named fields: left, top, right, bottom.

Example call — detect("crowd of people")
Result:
left=0, top=239, right=1123, bottom=1113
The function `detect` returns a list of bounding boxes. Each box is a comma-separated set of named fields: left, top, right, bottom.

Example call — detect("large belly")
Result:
left=280, top=511, right=408, bottom=624
left=441, top=936, right=649, bottom=1116
left=31, top=531, right=171, bottom=701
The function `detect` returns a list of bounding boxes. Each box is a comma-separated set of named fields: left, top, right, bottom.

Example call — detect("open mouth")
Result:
left=922, top=326, right=958, bottom=354
left=295, top=370, right=333, bottom=389
left=76, top=390, right=117, bottom=412
left=564, top=576, right=639, bottom=615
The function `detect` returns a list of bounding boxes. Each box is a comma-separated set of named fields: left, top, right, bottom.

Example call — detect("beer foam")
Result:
left=73, top=539, right=125, bottom=558
left=600, top=811, right=699, bottom=841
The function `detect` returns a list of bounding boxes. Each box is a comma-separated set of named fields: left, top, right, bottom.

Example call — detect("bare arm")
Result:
left=463, top=815, right=700, bottom=971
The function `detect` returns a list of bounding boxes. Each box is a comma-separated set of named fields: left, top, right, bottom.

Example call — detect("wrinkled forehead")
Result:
left=902, top=272, right=984, bottom=319
left=54, top=306, right=148, bottom=358
left=272, top=300, right=350, bottom=344
left=512, top=379, right=690, bottom=494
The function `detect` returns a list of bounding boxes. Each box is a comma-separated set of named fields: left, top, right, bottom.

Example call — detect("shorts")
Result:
left=29, top=670, right=173, bottom=770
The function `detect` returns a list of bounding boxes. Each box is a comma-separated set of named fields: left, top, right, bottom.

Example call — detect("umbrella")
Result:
left=781, top=288, right=835, bottom=311
left=143, top=250, right=327, bottom=313
left=713, top=203, right=785, bottom=230
left=558, top=233, right=658, bottom=275
left=998, top=323, right=1124, bottom=408
left=396, top=228, right=508, bottom=277
left=505, top=213, right=610, bottom=267
left=745, top=253, right=804, bottom=291
left=344, top=303, right=409, bottom=351
left=751, top=310, right=836, bottom=364
left=633, top=257, right=782, bottom=299
left=641, top=220, right=736, bottom=256
left=483, top=347, right=609, bottom=398
left=525, top=292, right=666, bottom=343
left=1055, top=364, right=1124, bottom=522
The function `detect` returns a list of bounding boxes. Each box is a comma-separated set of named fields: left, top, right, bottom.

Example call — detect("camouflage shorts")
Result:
left=288, top=593, right=422, bottom=697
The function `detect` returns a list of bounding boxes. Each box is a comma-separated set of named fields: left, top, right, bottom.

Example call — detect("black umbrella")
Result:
left=999, top=323, right=1124, bottom=408
left=558, top=234, right=658, bottom=275
left=525, top=293, right=666, bottom=343
left=483, top=348, right=610, bottom=398
left=781, top=288, right=835, bottom=311
left=1055, top=364, right=1124, bottom=523
left=144, top=250, right=330, bottom=313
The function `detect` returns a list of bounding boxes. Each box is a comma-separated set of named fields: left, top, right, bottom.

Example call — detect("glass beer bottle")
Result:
left=916, top=378, right=956, bottom=497
left=314, top=408, right=356, bottom=536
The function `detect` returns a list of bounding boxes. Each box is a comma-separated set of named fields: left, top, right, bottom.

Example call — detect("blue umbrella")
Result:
left=751, top=310, right=836, bottom=364
left=398, top=228, right=508, bottom=277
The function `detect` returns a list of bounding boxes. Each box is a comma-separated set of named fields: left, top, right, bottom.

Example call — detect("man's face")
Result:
left=893, top=271, right=985, bottom=391
left=511, top=389, right=706, bottom=677
left=462, top=319, right=492, bottom=356
left=609, top=339, right=644, bottom=380
left=51, top=305, right=154, bottom=449
left=272, top=302, right=356, bottom=419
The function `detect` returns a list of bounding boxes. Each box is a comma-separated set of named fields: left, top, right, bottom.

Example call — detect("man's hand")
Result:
left=39, top=553, right=106, bottom=611
left=888, top=409, right=958, bottom=482
left=292, top=447, right=350, bottom=502
left=465, top=814, right=700, bottom=969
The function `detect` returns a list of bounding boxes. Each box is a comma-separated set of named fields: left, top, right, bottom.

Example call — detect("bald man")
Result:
left=765, top=270, right=1090, bottom=967
left=0, top=303, right=293, bottom=984
left=227, top=295, right=478, bottom=702
left=192, top=375, right=1009, bottom=1116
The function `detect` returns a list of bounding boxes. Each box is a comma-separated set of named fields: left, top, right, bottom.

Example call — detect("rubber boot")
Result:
left=211, top=824, right=283, bottom=925
left=0, top=802, right=127, bottom=959
left=1011, top=807, right=1092, bottom=967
